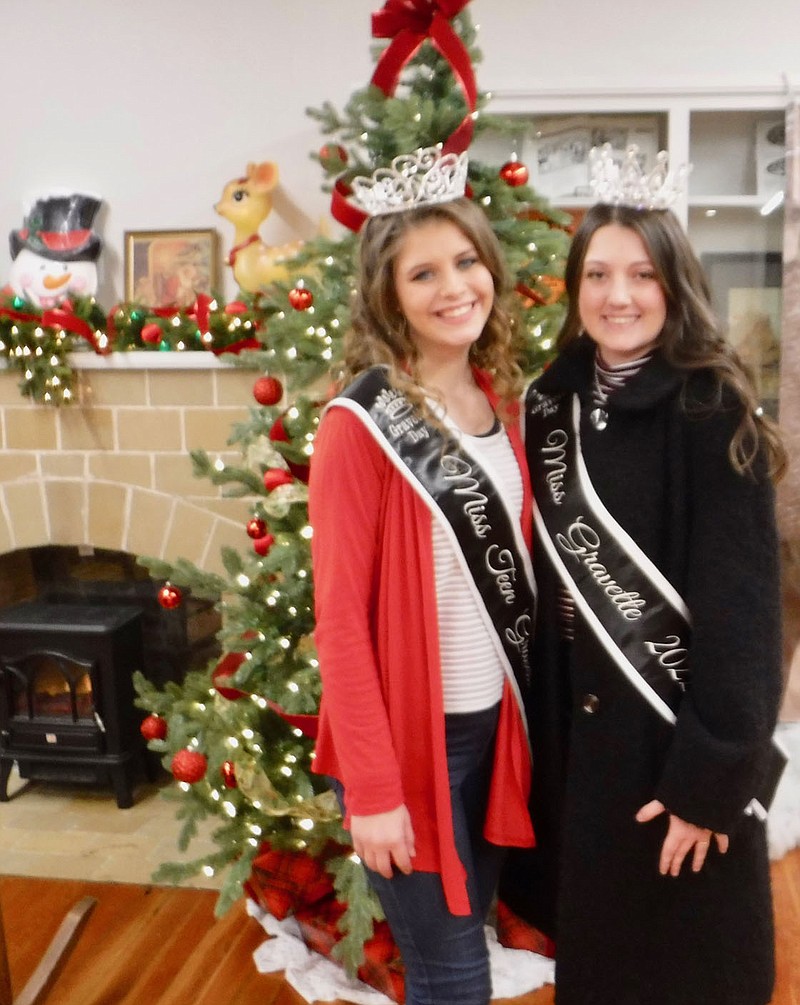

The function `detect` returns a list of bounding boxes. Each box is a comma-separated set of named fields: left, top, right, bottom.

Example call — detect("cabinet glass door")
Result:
left=688, top=109, right=785, bottom=417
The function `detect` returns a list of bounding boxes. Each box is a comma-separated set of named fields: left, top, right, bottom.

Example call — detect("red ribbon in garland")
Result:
left=41, top=300, right=111, bottom=355
left=212, top=337, right=262, bottom=356
left=185, top=293, right=213, bottom=336
left=1, top=299, right=110, bottom=354
left=331, top=0, right=477, bottom=232
left=0, top=305, right=40, bottom=325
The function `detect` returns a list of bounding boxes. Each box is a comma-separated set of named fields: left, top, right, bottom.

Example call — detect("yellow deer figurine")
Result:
left=214, top=161, right=304, bottom=292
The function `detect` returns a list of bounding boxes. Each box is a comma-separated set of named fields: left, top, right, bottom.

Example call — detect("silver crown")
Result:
left=351, top=146, right=468, bottom=216
left=589, top=143, right=690, bottom=210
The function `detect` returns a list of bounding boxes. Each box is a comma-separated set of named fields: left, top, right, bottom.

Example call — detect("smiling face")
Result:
left=578, top=223, right=667, bottom=366
left=392, top=218, right=495, bottom=366
left=8, top=249, right=98, bottom=308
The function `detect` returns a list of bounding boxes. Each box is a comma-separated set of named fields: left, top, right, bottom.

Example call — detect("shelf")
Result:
left=688, top=195, right=773, bottom=209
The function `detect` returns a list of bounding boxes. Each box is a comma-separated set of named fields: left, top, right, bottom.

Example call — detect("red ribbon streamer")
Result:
left=41, top=305, right=95, bottom=346
left=0, top=305, right=40, bottom=325
left=185, top=293, right=213, bottom=334
left=267, top=699, right=319, bottom=739
left=371, top=1, right=476, bottom=121
left=331, top=0, right=477, bottom=231
left=515, top=281, right=547, bottom=307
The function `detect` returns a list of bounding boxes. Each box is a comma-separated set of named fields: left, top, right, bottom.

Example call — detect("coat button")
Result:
left=581, top=693, right=600, bottom=714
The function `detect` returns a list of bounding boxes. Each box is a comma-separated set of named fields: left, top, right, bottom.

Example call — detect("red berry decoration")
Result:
left=171, top=748, right=208, bottom=784
left=212, top=652, right=249, bottom=700
left=253, top=533, right=275, bottom=557
left=263, top=468, right=294, bottom=492
left=288, top=286, right=313, bottom=311
left=140, top=713, right=167, bottom=741
left=246, top=517, right=267, bottom=539
left=500, top=159, right=529, bottom=187
left=253, top=375, right=283, bottom=406
left=221, top=760, right=238, bottom=789
left=157, top=583, right=182, bottom=609
left=141, top=322, right=163, bottom=344
left=319, top=143, right=348, bottom=167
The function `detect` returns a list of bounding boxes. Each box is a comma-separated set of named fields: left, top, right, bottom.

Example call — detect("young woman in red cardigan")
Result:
left=309, top=148, right=536, bottom=1005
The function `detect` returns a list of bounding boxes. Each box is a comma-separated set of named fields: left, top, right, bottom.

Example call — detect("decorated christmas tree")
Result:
left=133, top=0, right=571, bottom=977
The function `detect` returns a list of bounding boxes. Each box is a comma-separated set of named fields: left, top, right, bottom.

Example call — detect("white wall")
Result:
left=2, top=0, right=798, bottom=305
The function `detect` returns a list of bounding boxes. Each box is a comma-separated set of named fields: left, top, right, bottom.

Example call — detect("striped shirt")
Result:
left=432, top=419, right=523, bottom=713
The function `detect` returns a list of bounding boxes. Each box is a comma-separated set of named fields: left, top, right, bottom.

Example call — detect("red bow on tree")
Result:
left=332, top=0, right=477, bottom=231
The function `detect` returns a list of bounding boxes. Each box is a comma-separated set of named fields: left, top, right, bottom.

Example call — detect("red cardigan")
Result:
left=309, top=374, right=535, bottom=915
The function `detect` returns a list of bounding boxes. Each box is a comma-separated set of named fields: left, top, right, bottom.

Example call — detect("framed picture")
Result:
left=702, top=251, right=783, bottom=412
left=524, top=114, right=661, bottom=201
left=124, top=229, right=219, bottom=308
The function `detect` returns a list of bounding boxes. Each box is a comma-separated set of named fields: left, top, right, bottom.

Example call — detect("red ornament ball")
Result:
left=263, top=468, right=294, bottom=493
left=157, top=583, right=182, bottom=609
left=171, top=748, right=208, bottom=784
left=141, top=322, right=163, bottom=345
left=140, top=713, right=167, bottom=741
left=253, top=533, right=275, bottom=557
left=212, top=652, right=249, bottom=700
left=288, top=286, right=314, bottom=311
left=221, top=760, right=238, bottom=789
left=226, top=300, right=248, bottom=315
left=246, top=517, right=267, bottom=539
left=253, top=375, right=283, bottom=406
left=500, top=160, right=529, bottom=187
left=319, top=143, right=348, bottom=167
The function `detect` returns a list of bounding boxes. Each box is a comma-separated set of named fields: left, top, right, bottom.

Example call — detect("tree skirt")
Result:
left=249, top=721, right=800, bottom=1005
left=768, top=720, right=800, bottom=860
left=249, top=902, right=555, bottom=1004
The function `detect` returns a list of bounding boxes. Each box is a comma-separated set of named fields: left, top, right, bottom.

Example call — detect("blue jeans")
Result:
left=339, top=703, right=505, bottom=1005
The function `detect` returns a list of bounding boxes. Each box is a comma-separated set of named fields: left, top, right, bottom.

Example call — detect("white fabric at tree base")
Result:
left=767, top=721, right=800, bottom=859
left=248, top=721, right=800, bottom=1004
left=248, top=901, right=555, bottom=1004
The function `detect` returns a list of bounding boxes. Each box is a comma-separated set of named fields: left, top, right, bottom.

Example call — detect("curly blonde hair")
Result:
left=338, top=198, right=524, bottom=423
left=559, top=203, right=786, bottom=481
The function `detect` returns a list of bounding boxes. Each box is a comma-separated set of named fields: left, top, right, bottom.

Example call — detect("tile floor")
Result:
left=0, top=763, right=222, bottom=889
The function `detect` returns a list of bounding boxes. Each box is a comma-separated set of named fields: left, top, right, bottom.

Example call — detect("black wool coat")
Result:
left=501, top=337, right=784, bottom=1005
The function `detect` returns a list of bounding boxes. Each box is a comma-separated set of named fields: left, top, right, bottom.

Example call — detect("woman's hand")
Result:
left=350, top=805, right=417, bottom=879
left=636, top=799, right=729, bottom=876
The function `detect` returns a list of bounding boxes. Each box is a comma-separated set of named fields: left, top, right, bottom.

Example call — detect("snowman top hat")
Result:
left=9, top=193, right=102, bottom=262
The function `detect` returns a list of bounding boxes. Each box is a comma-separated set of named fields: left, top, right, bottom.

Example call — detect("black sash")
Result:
left=527, top=388, right=787, bottom=817
left=329, top=368, right=536, bottom=717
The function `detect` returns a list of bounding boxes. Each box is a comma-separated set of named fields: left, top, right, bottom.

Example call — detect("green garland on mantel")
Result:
left=0, top=291, right=273, bottom=405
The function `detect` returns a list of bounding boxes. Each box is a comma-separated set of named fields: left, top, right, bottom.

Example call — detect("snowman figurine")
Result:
left=8, top=193, right=102, bottom=309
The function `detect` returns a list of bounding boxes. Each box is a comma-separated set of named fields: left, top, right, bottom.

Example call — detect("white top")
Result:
left=431, top=420, right=524, bottom=713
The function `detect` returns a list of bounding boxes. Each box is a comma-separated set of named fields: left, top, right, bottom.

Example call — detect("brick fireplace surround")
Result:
left=0, top=353, right=252, bottom=599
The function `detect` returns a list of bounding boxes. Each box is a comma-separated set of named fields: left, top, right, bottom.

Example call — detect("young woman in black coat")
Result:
left=503, top=193, right=787, bottom=1005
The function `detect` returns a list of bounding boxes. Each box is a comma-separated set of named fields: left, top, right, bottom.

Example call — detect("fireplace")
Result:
left=0, top=601, right=149, bottom=808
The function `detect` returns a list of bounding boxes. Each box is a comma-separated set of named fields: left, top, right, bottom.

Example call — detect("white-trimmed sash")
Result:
left=527, top=388, right=787, bottom=818
left=329, top=368, right=536, bottom=728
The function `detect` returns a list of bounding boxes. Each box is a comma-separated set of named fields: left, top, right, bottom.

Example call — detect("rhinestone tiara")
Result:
left=589, top=143, right=691, bottom=210
left=350, top=146, right=468, bottom=217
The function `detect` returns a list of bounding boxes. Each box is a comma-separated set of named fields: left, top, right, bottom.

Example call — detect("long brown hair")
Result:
left=560, top=203, right=786, bottom=480
left=339, top=198, right=524, bottom=419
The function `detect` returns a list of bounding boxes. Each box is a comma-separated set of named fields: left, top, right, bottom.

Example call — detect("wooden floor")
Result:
left=2, top=849, right=799, bottom=1005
